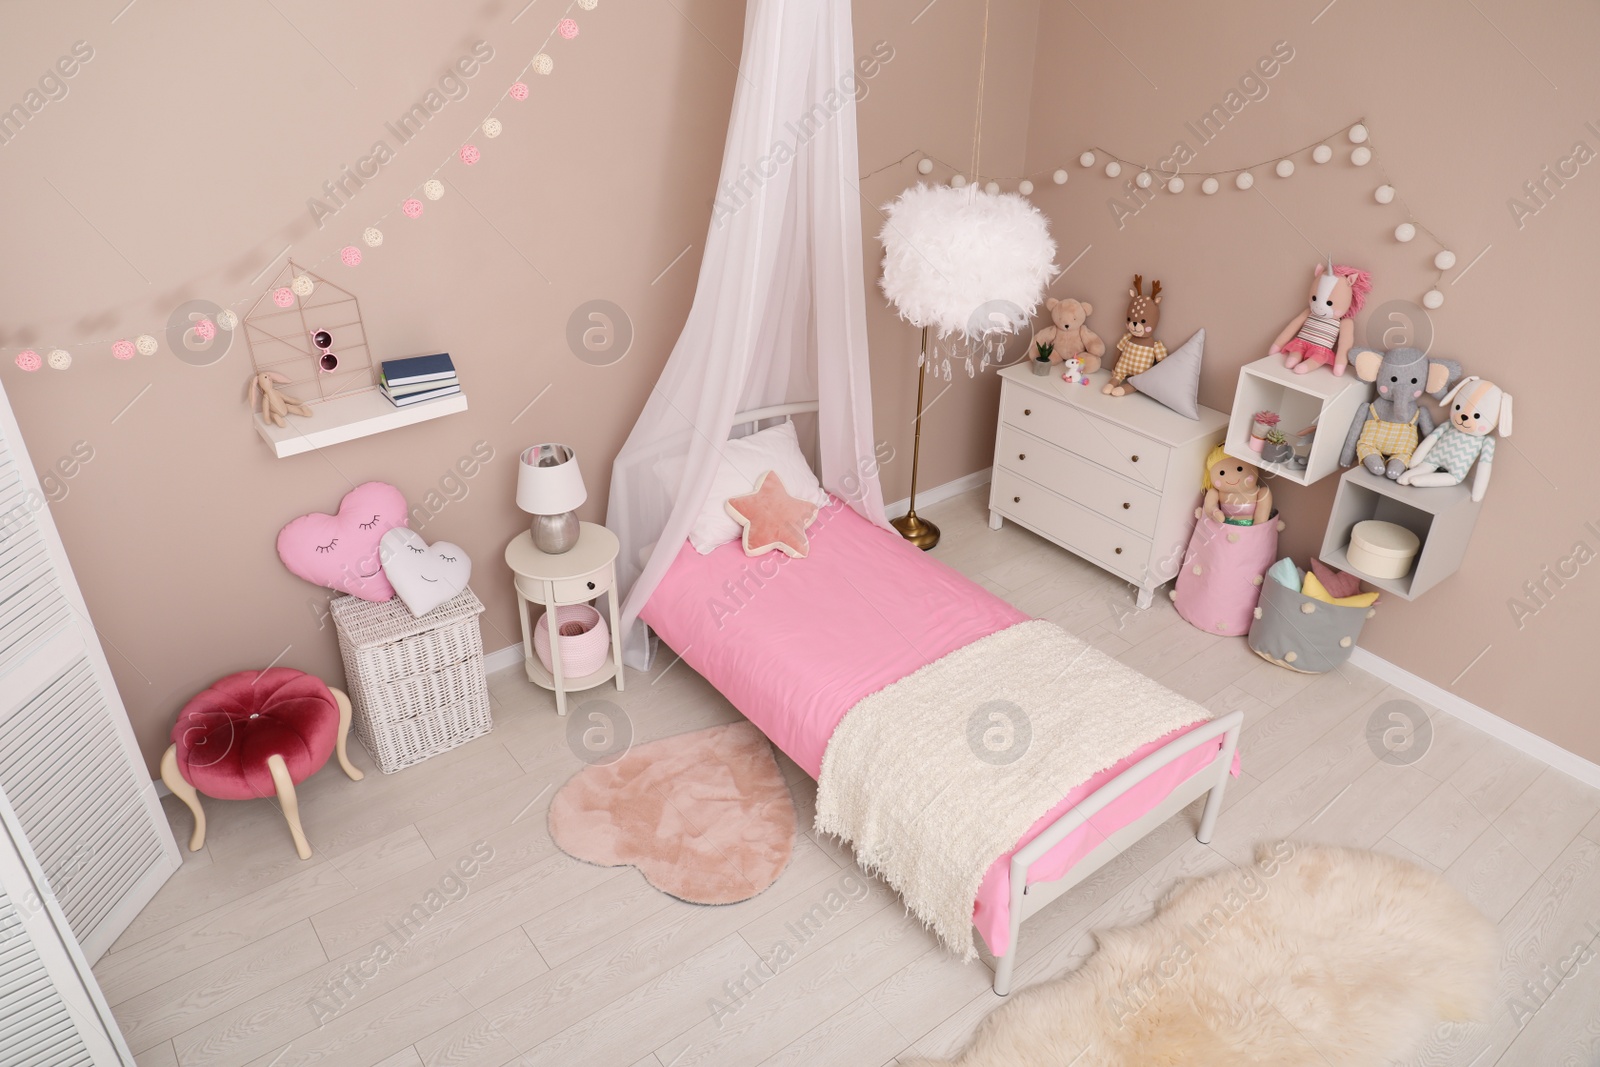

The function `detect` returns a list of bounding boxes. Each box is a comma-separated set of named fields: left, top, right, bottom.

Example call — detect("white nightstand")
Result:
left=504, top=522, right=625, bottom=716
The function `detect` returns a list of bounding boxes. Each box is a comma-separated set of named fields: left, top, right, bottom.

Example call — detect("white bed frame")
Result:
left=729, top=401, right=1244, bottom=996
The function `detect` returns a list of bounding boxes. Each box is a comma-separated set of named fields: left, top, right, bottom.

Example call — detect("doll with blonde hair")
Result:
left=1200, top=445, right=1272, bottom=526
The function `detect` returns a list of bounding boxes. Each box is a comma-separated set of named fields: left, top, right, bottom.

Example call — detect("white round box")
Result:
left=1347, top=520, right=1420, bottom=579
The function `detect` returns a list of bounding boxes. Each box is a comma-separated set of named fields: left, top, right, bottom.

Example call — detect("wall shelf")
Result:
left=1225, top=356, right=1369, bottom=486
left=253, top=388, right=468, bottom=459
left=1319, top=466, right=1482, bottom=600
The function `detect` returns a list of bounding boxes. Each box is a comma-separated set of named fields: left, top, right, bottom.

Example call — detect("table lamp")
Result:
left=517, top=443, right=586, bottom=553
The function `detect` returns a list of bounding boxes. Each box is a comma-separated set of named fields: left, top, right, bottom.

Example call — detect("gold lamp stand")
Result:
left=890, top=327, right=940, bottom=551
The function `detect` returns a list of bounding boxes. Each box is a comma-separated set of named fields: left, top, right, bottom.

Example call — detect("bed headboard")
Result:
left=732, top=400, right=820, bottom=472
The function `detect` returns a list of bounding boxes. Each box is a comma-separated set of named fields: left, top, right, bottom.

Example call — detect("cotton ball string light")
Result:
left=1312, top=144, right=1332, bottom=164
left=47, top=349, right=71, bottom=370
left=112, top=339, right=136, bottom=360
left=1104, top=161, right=1121, bottom=178
left=557, top=18, right=579, bottom=38
left=531, top=54, right=553, bottom=75
left=1422, top=289, right=1444, bottom=309
left=917, top=157, right=933, bottom=174
left=403, top=198, right=424, bottom=218
left=1052, top=169, right=1068, bottom=185
left=423, top=179, right=444, bottom=200
left=1235, top=172, right=1254, bottom=190
left=291, top=274, right=315, bottom=297
left=135, top=334, right=158, bottom=356
left=14, top=350, right=40, bottom=372
left=217, top=310, right=238, bottom=330
left=273, top=287, right=295, bottom=308
left=509, top=81, right=529, bottom=100
left=1134, top=170, right=1152, bottom=189
left=1434, top=250, right=1457, bottom=270
left=1201, top=177, right=1219, bottom=195
left=950, top=174, right=966, bottom=188
left=341, top=245, right=362, bottom=267
left=1394, top=222, right=1416, bottom=242
left=1374, top=184, right=1395, bottom=204
left=363, top=227, right=384, bottom=247
left=459, top=144, right=480, bottom=165
left=192, top=320, right=216, bottom=341
left=1275, top=159, right=1294, bottom=178
left=1350, top=146, right=1372, bottom=166
left=1167, top=176, right=1185, bottom=194
left=577, top=0, right=598, bottom=8
left=482, top=117, right=502, bottom=138
left=984, top=181, right=999, bottom=195
left=1348, top=123, right=1369, bottom=144
left=1017, top=179, right=1034, bottom=195
left=1078, top=152, right=1095, bottom=167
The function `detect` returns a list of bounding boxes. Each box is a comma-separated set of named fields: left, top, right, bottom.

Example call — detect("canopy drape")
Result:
left=606, top=0, right=888, bottom=668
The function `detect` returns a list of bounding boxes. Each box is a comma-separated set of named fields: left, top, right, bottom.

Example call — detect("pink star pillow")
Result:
left=724, top=471, right=819, bottom=559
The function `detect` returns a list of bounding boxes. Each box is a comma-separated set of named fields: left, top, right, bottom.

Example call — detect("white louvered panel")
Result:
left=0, top=660, right=167, bottom=952
left=0, top=522, right=75, bottom=677
left=0, top=890, right=95, bottom=1067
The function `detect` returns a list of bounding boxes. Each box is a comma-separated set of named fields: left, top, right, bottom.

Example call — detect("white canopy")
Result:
left=606, top=0, right=889, bottom=668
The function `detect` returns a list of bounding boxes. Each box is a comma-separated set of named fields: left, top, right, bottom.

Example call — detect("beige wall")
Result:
left=1018, top=1, right=1598, bottom=763
left=0, top=1, right=1036, bottom=774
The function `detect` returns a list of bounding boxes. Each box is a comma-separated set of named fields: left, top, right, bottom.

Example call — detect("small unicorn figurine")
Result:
left=1060, top=355, right=1088, bottom=386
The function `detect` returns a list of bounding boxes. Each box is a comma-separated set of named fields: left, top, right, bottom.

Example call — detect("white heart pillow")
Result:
left=380, top=527, right=472, bottom=616
left=658, top=421, right=829, bottom=554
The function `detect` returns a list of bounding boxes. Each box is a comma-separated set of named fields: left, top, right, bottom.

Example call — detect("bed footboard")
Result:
left=990, top=710, right=1243, bottom=996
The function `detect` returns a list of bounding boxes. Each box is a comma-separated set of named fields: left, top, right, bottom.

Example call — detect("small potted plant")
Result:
left=1290, top=424, right=1315, bottom=469
left=1260, top=427, right=1293, bottom=464
left=1032, top=341, right=1054, bottom=375
left=1249, top=410, right=1279, bottom=453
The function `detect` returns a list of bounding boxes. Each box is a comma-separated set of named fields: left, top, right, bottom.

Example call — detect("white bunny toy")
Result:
left=1397, top=376, right=1511, bottom=501
left=1060, top=355, right=1088, bottom=386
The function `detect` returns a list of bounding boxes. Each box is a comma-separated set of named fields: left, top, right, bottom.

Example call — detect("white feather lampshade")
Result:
left=878, top=184, right=1057, bottom=339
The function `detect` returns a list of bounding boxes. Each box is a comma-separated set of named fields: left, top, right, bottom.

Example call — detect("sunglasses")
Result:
left=312, top=330, right=338, bottom=372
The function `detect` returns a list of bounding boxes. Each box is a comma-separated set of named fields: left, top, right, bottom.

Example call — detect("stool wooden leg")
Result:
left=327, top=687, right=364, bottom=781
left=266, top=754, right=312, bottom=860
left=159, top=744, right=206, bottom=852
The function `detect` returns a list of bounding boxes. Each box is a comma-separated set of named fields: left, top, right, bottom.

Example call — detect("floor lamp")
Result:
left=889, top=327, right=939, bottom=550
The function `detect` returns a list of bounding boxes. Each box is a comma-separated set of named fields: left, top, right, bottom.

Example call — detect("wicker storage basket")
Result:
left=330, top=587, right=492, bottom=772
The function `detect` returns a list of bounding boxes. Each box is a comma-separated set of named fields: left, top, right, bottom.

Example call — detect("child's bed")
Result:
left=639, top=403, right=1242, bottom=994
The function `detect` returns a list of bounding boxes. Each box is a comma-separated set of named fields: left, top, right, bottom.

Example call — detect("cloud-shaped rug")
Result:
left=548, top=721, right=796, bottom=905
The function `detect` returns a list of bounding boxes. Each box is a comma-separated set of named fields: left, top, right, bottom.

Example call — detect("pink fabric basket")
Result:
left=535, top=604, right=611, bottom=677
left=1171, top=513, right=1280, bottom=636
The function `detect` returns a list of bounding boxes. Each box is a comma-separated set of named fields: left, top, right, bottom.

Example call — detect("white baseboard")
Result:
left=1348, top=647, right=1600, bottom=790
left=885, top=467, right=992, bottom=520
left=484, top=643, right=523, bottom=675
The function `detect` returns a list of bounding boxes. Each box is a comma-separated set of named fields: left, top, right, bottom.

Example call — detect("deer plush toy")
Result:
left=1269, top=261, right=1372, bottom=376
left=1397, top=376, right=1512, bottom=501
left=1105, top=275, right=1164, bottom=397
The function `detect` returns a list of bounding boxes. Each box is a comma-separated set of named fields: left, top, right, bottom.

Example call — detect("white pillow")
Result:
left=665, top=421, right=828, bottom=554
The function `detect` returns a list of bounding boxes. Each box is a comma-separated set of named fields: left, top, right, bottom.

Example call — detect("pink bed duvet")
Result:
left=640, top=498, right=1231, bottom=956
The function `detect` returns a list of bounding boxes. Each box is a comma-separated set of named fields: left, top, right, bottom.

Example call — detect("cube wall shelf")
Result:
left=1225, top=356, right=1370, bottom=486
left=1319, top=466, right=1482, bottom=600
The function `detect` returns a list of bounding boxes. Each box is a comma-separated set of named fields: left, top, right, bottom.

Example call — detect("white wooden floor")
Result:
left=103, top=488, right=1600, bottom=1067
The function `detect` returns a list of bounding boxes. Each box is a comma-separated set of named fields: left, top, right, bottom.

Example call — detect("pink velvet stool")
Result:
left=159, top=668, right=363, bottom=860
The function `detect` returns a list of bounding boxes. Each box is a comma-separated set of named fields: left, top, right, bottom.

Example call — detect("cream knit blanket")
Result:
left=815, top=619, right=1211, bottom=961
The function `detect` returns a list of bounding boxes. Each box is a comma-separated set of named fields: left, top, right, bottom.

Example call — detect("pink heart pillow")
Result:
left=277, top=482, right=408, bottom=601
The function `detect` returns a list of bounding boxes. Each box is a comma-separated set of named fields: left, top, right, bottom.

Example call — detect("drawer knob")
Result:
left=1122, top=502, right=1131, bottom=510
left=1130, top=455, right=1140, bottom=463
left=1018, top=453, right=1026, bottom=460
left=1013, top=496, right=1021, bottom=503
left=1115, top=547, right=1123, bottom=554
left=1023, top=408, right=1031, bottom=416
left=587, top=581, right=596, bottom=590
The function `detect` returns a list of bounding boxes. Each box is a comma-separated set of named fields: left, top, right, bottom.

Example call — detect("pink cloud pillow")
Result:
left=724, top=471, right=819, bottom=559
left=277, top=482, right=408, bottom=601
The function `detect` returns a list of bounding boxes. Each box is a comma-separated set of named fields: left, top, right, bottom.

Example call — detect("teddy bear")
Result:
left=1028, top=297, right=1105, bottom=374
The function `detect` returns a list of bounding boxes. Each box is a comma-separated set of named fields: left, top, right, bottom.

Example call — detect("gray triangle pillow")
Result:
left=1128, top=328, right=1204, bottom=419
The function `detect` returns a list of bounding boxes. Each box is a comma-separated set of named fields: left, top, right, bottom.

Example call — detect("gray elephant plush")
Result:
left=1339, top=347, right=1463, bottom=478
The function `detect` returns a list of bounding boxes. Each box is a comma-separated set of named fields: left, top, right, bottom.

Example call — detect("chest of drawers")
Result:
left=988, top=364, right=1228, bottom=608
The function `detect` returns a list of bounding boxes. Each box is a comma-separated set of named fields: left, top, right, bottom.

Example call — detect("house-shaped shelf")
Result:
left=1225, top=356, right=1370, bottom=486
left=1319, top=466, right=1482, bottom=600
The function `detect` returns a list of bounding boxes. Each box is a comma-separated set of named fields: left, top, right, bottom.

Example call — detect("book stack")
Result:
left=379, top=354, right=459, bottom=407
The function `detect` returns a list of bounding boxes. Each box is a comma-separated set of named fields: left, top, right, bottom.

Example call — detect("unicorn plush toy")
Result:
left=1269, top=261, right=1372, bottom=376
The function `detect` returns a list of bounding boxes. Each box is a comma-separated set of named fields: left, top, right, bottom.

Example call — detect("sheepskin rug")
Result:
left=903, top=842, right=1497, bottom=1067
